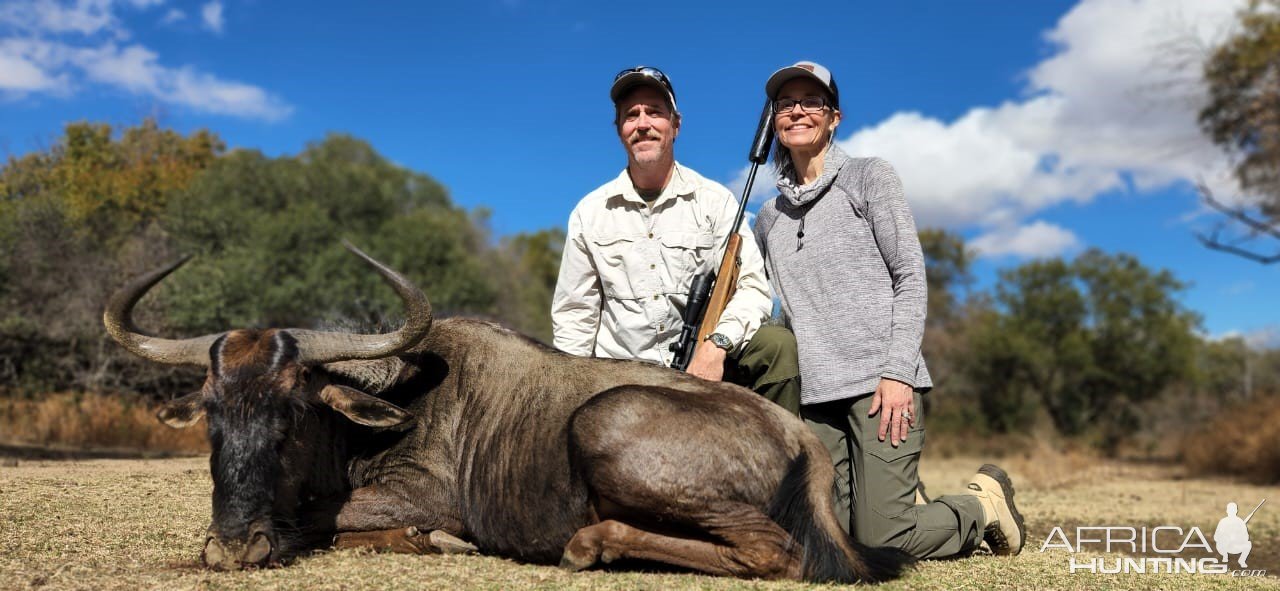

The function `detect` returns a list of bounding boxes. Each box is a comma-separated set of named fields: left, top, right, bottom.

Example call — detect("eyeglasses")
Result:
left=773, top=96, right=829, bottom=114
left=615, top=66, right=677, bottom=99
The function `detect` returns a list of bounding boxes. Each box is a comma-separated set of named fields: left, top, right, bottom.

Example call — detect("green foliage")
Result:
left=158, top=134, right=501, bottom=335
left=495, top=228, right=566, bottom=343
left=1, top=124, right=560, bottom=398
left=0, top=120, right=220, bottom=396
left=1200, top=0, right=1280, bottom=217
left=919, top=228, right=973, bottom=327
left=957, top=303, right=1040, bottom=434
left=953, top=250, right=1200, bottom=453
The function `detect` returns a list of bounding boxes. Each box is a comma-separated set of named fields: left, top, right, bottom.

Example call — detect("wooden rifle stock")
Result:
left=695, top=234, right=741, bottom=344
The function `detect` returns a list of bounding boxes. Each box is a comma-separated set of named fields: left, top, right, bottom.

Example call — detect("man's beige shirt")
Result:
left=552, top=162, right=773, bottom=365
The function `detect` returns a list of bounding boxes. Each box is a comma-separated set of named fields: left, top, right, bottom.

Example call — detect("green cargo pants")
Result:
left=801, top=390, right=985, bottom=559
left=723, top=325, right=801, bottom=416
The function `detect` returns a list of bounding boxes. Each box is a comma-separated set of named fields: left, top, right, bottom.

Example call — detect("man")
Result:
left=552, top=66, right=799, bottom=411
left=1214, top=502, right=1252, bottom=568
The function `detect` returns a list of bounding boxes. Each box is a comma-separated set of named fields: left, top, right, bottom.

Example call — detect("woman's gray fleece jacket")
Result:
left=754, top=145, right=932, bottom=405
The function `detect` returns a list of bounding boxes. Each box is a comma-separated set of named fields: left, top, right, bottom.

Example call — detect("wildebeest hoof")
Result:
left=559, top=541, right=600, bottom=572
left=428, top=530, right=478, bottom=555
left=599, top=546, right=622, bottom=564
left=559, top=552, right=596, bottom=571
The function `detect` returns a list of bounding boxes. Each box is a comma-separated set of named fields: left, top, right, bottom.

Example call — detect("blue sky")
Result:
left=2, top=0, right=1276, bottom=345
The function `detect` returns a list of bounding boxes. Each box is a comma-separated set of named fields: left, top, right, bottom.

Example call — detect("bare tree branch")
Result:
left=1195, top=182, right=1280, bottom=264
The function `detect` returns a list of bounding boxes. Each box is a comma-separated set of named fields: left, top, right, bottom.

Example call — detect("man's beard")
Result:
left=629, top=134, right=666, bottom=166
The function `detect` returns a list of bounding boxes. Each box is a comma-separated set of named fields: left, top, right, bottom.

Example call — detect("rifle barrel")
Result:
left=1244, top=498, right=1266, bottom=524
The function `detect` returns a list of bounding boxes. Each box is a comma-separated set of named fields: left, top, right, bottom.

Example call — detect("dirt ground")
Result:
left=1, top=449, right=1276, bottom=591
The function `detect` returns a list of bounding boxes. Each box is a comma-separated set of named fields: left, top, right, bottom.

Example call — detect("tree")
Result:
left=919, top=228, right=973, bottom=327
left=160, top=134, right=498, bottom=334
left=1198, top=0, right=1280, bottom=262
left=0, top=120, right=221, bottom=394
left=989, top=258, right=1091, bottom=436
left=1, top=124, right=564, bottom=399
left=1071, top=250, right=1200, bottom=450
left=917, top=228, right=975, bottom=399
left=957, top=250, right=1200, bottom=451
left=496, top=228, right=565, bottom=343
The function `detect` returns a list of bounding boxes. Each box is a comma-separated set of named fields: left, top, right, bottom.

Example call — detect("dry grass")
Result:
left=1183, top=394, right=1280, bottom=484
left=1, top=450, right=1276, bottom=591
left=0, top=392, right=206, bottom=454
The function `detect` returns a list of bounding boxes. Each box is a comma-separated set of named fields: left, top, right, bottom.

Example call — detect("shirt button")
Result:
left=648, top=232, right=654, bottom=239
left=652, top=295, right=659, bottom=300
left=659, top=324, right=665, bottom=331
left=650, top=264, right=655, bottom=269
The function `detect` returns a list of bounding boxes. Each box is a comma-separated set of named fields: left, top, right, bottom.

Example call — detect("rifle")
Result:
left=670, top=99, right=775, bottom=370
left=1243, top=499, right=1266, bottom=524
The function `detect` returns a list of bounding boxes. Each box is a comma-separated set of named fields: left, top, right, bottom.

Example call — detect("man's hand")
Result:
left=868, top=377, right=915, bottom=447
left=686, top=342, right=727, bottom=381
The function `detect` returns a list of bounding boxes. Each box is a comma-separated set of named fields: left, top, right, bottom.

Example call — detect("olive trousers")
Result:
left=801, top=391, right=985, bottom=559
left=724, top=325, right=801, bottom=416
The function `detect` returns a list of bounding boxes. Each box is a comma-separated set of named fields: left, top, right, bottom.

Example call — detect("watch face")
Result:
left=708, top=334, right=732, bottom=350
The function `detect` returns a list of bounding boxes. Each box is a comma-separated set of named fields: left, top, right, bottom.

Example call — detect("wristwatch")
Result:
left=705, top=333, right=733, bottom=352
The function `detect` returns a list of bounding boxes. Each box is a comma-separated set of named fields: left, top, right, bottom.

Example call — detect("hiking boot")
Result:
left=965, top=464, right=1026, bottom=556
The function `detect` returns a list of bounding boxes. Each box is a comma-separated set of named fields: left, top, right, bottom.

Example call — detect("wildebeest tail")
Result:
left=766, top=451, right=913, bottom=583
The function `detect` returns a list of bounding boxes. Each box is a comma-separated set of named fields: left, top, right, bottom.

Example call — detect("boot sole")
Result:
left=978, top=463, right=1026, bottom=555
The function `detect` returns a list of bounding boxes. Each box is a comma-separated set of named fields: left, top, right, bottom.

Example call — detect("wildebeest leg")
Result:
left=334, top=527, right=477, bottom=555
left=560, top=503, right=801, bottom=579
left=327, top=485, right=472, bottom=554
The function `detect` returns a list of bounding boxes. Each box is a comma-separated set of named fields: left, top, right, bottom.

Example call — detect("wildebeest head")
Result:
left=103, top=243, right=431, bottom=570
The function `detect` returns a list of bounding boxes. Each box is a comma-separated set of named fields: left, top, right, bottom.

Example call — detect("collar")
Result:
left=776, top=144, right=851, bottom=209
left=606, top=161, right=698, bottom=207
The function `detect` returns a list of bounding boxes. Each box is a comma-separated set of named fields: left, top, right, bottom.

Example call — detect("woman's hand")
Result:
left=868, top=377, right=915, bottom=447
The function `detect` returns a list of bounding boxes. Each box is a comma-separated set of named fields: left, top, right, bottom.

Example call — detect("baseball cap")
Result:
left=765, top=61, right=839, bottom=109
left=610, top=66, right=678, bottom=112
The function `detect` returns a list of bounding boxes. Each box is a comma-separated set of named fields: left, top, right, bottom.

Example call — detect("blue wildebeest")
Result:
left=103, top=244, right=909, bottom=583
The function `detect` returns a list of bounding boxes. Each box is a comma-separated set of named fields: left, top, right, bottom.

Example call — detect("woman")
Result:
left=752, top=61, right=1026, bottom=559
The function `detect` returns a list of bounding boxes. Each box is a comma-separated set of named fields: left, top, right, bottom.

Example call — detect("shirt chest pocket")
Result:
left=590, top=234, right=641, bottom=299
left=659, top=231, right=716, bottom=291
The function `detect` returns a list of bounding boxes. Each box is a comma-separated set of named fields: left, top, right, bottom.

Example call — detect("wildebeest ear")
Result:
left=157, top=391, right=205, bottom=428
left=320, top=384, right=414, bottom=429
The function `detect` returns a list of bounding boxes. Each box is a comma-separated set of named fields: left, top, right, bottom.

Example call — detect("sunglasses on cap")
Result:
left=613, top=66, right=677, bottom=103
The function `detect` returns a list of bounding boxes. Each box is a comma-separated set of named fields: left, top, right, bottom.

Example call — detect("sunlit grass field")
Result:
left=1, top=450, right=1275, bottom=591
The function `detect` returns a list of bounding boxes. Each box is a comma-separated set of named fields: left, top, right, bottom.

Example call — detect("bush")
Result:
left=1182, top=393, right=1280, bottom=483
left=0, top=392, right=207, bottom=453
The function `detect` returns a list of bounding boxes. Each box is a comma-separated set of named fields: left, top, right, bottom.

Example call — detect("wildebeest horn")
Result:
left=289, top=241, right=433, bottom=364
left=103, top=241, right=433, bottom=367
left=103, top=256, right=222, bottom=367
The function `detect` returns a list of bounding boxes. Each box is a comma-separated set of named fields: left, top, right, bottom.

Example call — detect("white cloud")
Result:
left=731, top=0, right=1249, bottom=260
left=0, top=0, right=119, bottom=36
left=727, top=161, right=779, bottom=205
left=159, top=8, right=184, bottom=25
left=166, top=67, right=291, bottom=119
left=76, top=42, right=158, bottom=91
left=200, top=1, right=222, bottom=33
left=1246, top=325, right=1280, bottom=350
left=71, top=42, right=291, bottom=119
left=0, top=40, right=65, bottom=91
left=970, top=221, right=1081, bottom=259
left=0, top=0, right=290, bottom=120
left=1220, top=280, right=1254, bottom=296
left=1209, top=325, right=1280, bottom=350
